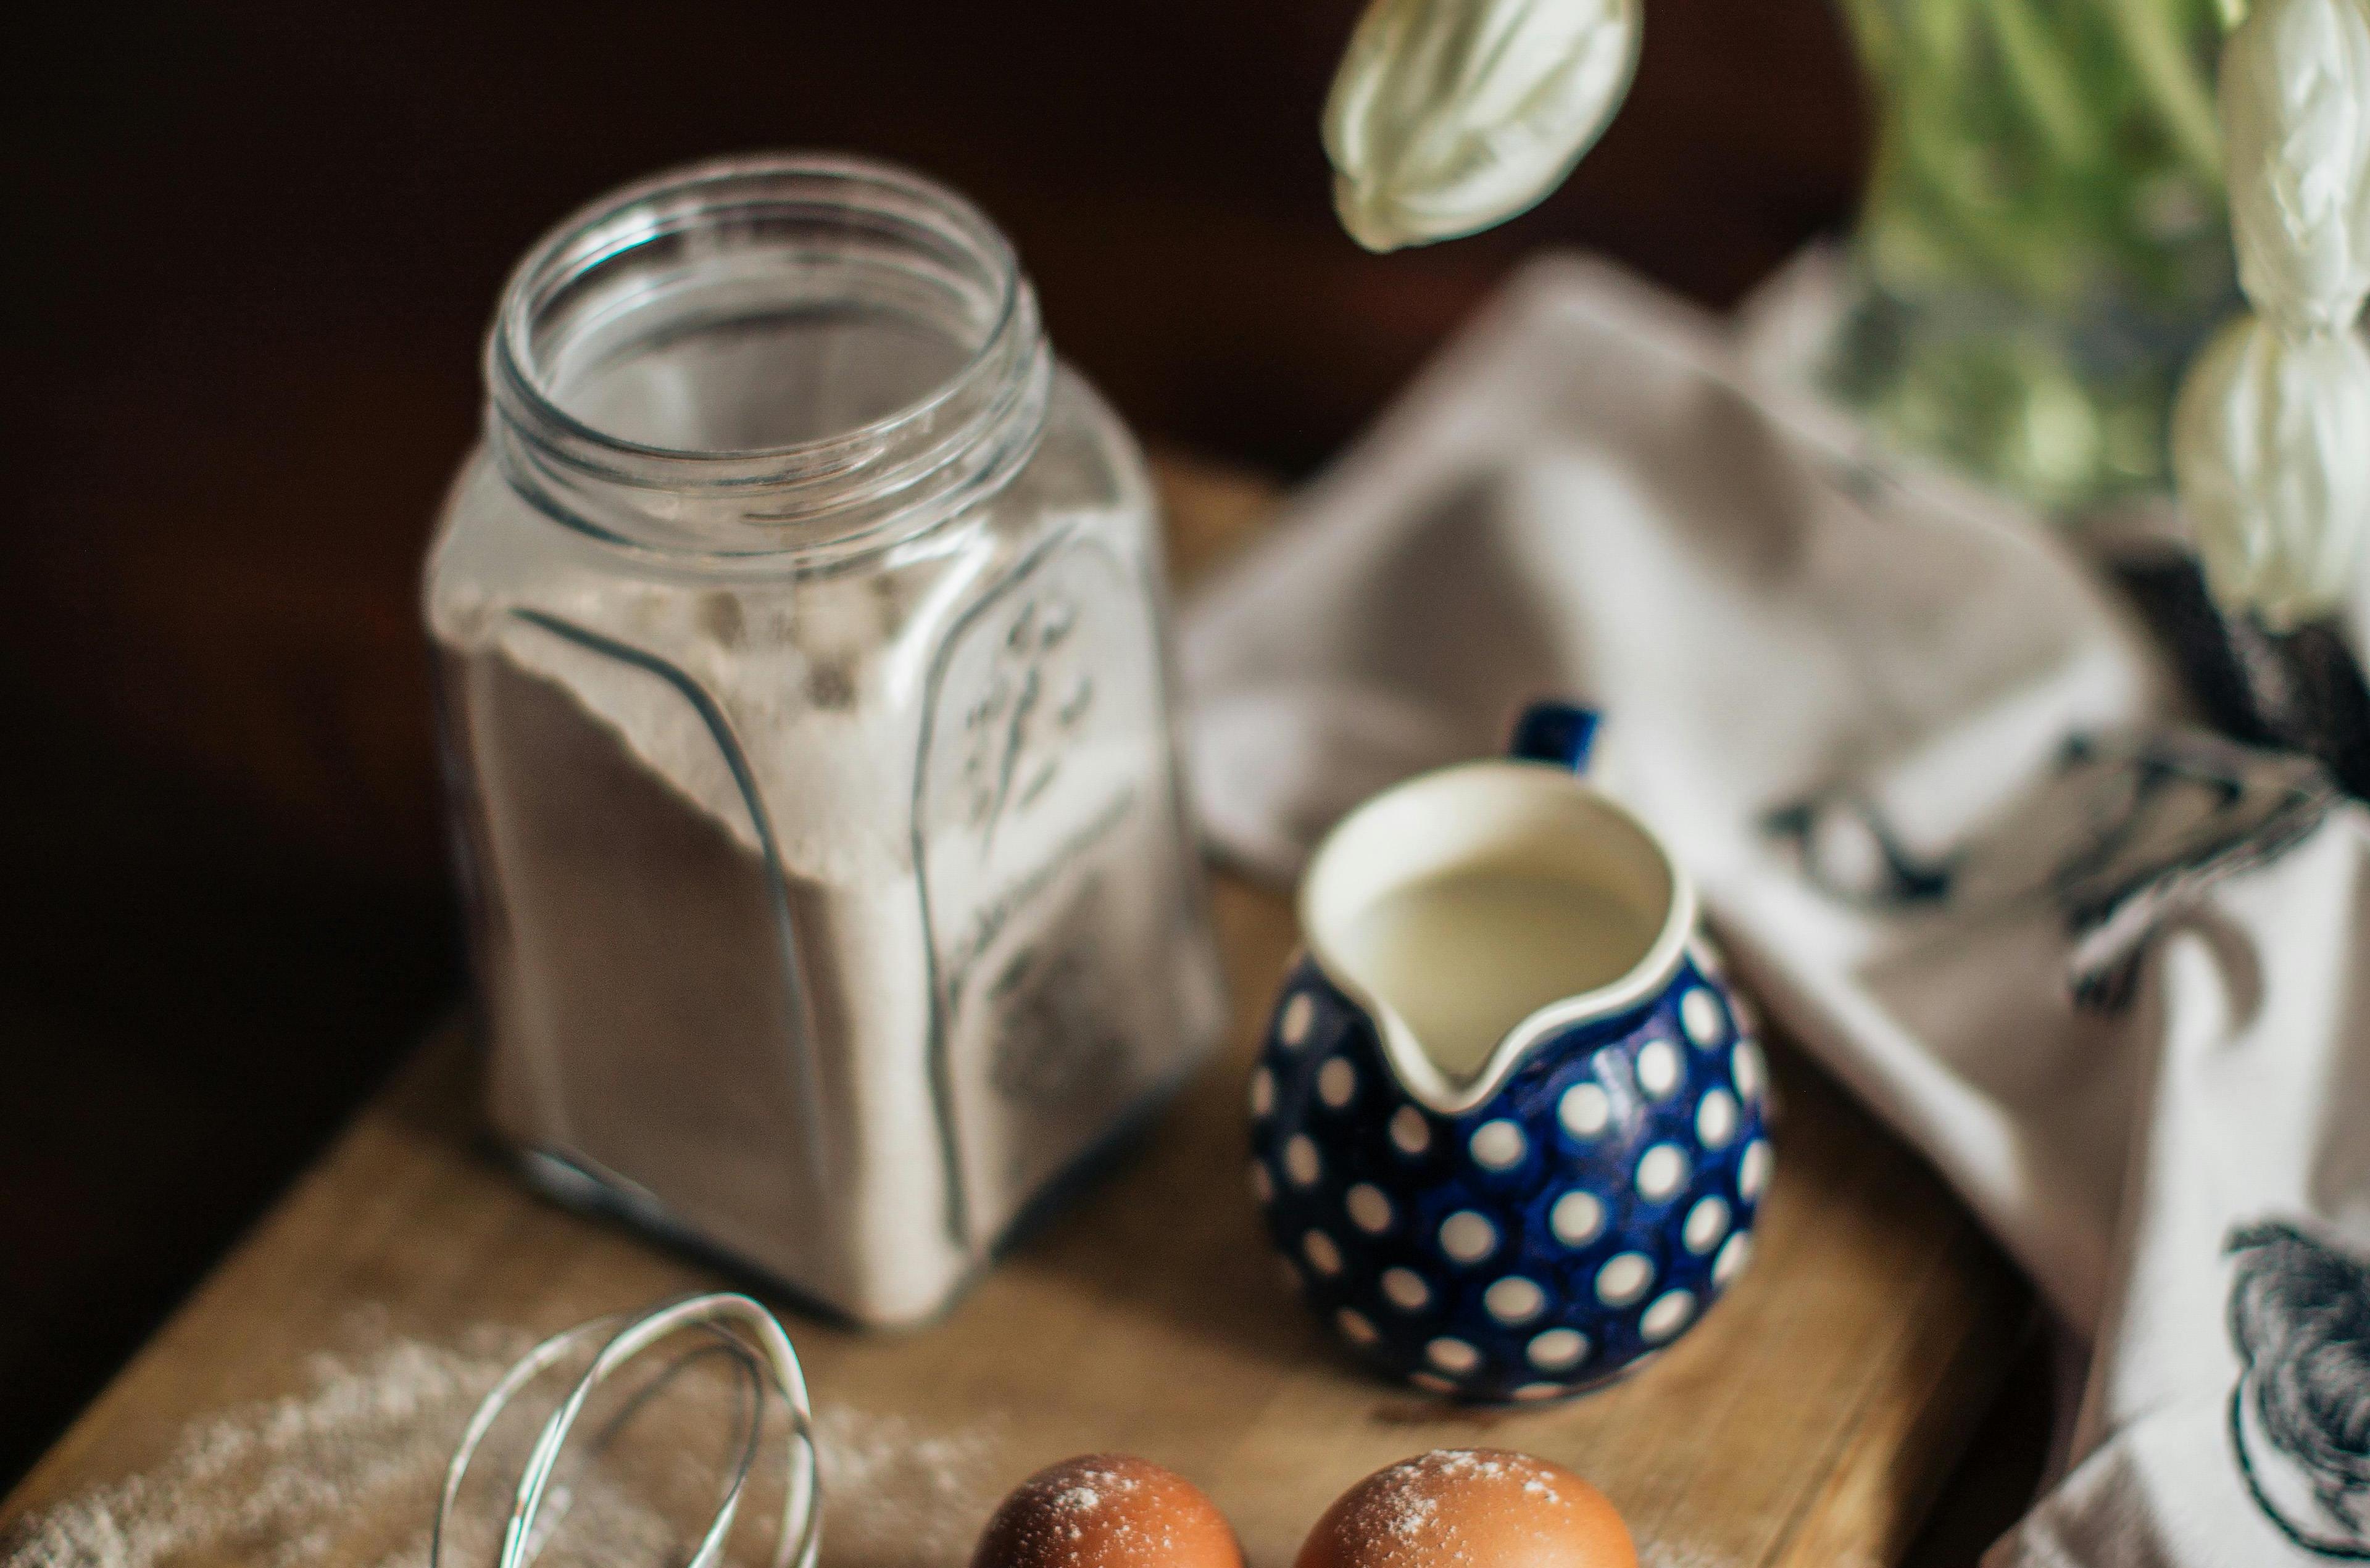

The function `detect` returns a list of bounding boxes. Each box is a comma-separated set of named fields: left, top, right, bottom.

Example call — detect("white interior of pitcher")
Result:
left=1300, top=760, right=1694, bottom=1114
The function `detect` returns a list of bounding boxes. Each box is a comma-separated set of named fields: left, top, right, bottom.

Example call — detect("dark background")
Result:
left=0, top=0, right=1868, bottom=1490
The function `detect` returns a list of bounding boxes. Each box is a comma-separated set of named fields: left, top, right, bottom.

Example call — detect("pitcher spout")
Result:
left=1295, top=710, right=1695, bottom=1116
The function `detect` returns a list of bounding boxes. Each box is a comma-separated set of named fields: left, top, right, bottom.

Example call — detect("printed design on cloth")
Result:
left=2226, top=1220, right=2370, bottom=1560
left=1766, top=731, right=2335, bottom=1009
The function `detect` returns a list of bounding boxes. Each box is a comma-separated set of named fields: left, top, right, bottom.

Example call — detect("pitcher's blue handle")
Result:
left=1508, top=701, right=1600, bottom=774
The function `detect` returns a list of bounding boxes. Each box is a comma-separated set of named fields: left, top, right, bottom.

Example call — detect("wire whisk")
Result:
left=431, top=1293, right=822, bottom=1568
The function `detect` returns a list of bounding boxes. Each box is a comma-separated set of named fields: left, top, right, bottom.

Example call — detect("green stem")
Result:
left=1892, top=130, right=2079, bottom=297
left=1982, top=0, right=2105, bottom=170
left=2100, top=0, right=2225, bottom=178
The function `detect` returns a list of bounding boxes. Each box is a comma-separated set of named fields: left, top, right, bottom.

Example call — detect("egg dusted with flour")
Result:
left=1297, top=1450, right=1634, bottom=1568
left=972, top=1455, right=1244, bottom=1568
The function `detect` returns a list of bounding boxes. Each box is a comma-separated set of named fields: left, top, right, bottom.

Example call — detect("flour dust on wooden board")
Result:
left=0, top=1317, right=1001, bottom=1568
left=0, top=1311, right=1739, bottom=1568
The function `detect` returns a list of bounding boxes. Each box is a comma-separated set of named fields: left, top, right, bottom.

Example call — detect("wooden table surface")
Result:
left=0, top=460, right=2032, bottom=1568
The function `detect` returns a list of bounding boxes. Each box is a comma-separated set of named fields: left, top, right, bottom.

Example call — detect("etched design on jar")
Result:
left=917, top=534, right=1200, bottom=1248
left=955, top=591, right=1093, bottom=851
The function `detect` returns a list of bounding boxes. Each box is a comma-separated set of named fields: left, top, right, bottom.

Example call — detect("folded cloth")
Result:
left=1181, top=255, right=2370, bottom=1566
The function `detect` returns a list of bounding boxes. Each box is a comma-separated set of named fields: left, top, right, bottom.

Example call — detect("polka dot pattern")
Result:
left=1595, top=1252, right=1654, bottom=1306
left=1635, top=1038, right=1682, bottom=1100
left=1249, top=950, right=1768, bottom=1401
left=1739, top=1139, right=1773, bottom=1201
left=1635, top=1143, right=1689, bottom=1201
left=1279, top=992, right=1316, bottom=1048
left=1304, top=1230, right=1342, bottom=1276
left=1681, top=987, right=1728, bottom=1048
left=1426, top=1337, right=1481, bottom=1374
left=1550, top=1189, right=1605, bottom=1248
left=1641, top=1290, right=1695, bottom=1343
left=1558, top=1082, right=1611, bottom=1139
left=1382, top=1267, right=1431, bottom=1311
left=1345, top=1182, right=1394, bottom=1234
left=1683, top=1196, right=1729, bottom=1255
left=1439, top=1210, right=1498, bottom=1265
left=1317, top=1056, right=1358, bottom=1109
left=1527, top=1327, right=1589, bottom=1371
left=1470, top=1119, right=1527, bottom=1170
left=1732, top=1039, right=1768, bottom=1104
left=1483, top=1276, right=1546, bottom=1324
left=1696, top=1088, right=1737, bottom=1148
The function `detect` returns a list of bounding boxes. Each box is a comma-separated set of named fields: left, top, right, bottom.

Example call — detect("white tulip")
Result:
left=1323, top=0, right=1642, bottom=252
left=2221, top=0, right=2370, bottom=329
left=2172, top=312, right=2370, bottom=626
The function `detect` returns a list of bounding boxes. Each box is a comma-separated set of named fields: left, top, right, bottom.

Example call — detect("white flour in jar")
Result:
left=431, top=455, right=1224, bottom=1325
left=432, top=519, right=961, bottom=1305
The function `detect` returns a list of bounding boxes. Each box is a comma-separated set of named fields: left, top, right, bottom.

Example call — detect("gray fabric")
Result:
left=1181, top=257, right=2370, bottom=1566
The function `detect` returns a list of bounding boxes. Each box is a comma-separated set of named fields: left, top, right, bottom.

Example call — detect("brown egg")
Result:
left=1295, top=1450, right=1635, bottom=1568
left=973, top=1454, right=1245, bottom=1568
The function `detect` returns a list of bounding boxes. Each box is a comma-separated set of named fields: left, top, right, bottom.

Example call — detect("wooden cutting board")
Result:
left=0, top=457, right=2031, bottom=1568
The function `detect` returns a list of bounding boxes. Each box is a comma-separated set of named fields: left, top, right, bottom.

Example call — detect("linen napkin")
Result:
left=1181, top=255, right=2370, bottom=1566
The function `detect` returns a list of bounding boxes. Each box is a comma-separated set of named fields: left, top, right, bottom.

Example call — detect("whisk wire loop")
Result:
left=431, top=1293, right=821, bottom=1568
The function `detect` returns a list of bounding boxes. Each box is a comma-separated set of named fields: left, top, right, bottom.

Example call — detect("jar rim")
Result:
left=489, top=151, right=1026, bottom=471
left=482, top=152, right=1052, bottom=560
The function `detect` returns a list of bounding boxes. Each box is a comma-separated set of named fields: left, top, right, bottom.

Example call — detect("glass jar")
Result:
left=426, top=154, right=1227, bottom=1325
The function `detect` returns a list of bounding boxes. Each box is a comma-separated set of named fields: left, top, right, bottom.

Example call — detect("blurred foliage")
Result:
left=1826, top=0, right=2242, bottom=508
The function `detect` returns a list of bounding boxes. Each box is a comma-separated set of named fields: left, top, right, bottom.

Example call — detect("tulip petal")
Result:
left=2173, top=312, right=2370, bottom=627
left=2222, top=0, right=2370, bottom=328
left=1324, top=0, right=1642, bottom=252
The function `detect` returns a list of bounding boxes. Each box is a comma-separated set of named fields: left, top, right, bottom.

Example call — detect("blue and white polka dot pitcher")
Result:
left=1248, top=702, right=1769, bottom=1402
